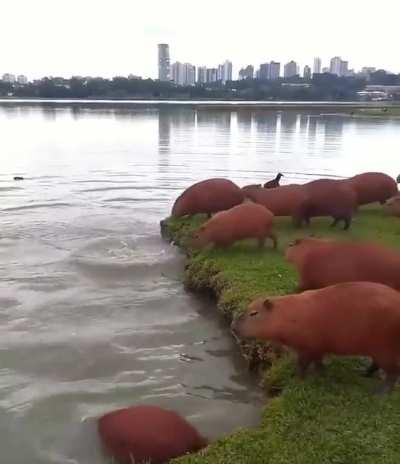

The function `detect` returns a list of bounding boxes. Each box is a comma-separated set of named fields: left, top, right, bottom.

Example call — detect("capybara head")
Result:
left=191, top=224, right=210, bottom=249
left=285, top=236, right=329, bottom=263
left=231, top=298, right=275, bottom=339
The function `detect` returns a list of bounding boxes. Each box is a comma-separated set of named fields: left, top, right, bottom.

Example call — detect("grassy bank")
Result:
left=352, top=107, right=400, bottom=118
left=162, top=206, right=400, bottom=464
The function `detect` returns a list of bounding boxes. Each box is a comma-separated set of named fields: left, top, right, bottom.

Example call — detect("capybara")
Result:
left=244, top=184, right=308, bottom=216
left=98, top=405, right=207, bottom=464
left=293, top=179, right=357, bottom=229
left=264, top=173, right=284, bottom=189
left=171, top=178, right=244, bottom=218
left=242, top=183, right=262, bottom=190
left=285, top=237, right=400, bottom=292
left=191, top=202, right=277, bottom=249
left=231, top=281, right=400, bottom=393
left=386, top=194, right=400, bottom=217
left=346, top=172, right=398, bottom=205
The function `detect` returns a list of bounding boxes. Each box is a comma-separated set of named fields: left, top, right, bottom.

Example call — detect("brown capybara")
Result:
left=243, top=184, right=307, bottom=216
left=191, top=202, right=277, bottom=249
left=264, top=172, right=283, bottom=189
left=346, top=172, right=398, bottom=205
left=171, top=178, right=244, bottom=218
left=293, top=179, right=357, bottom=229
left=285, top=236, right=400, bottom=292
left=231, top=281, right=400, bottom=393
left=386, top=194, right=400, bottom=217
left=98, top=405, right=207, bottom=464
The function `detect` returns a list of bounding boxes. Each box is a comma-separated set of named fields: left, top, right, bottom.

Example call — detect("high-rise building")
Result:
left=206, top=68, right=218, bottom=83
left=172, top=62, right=196, bottom=86
left=171, top=61, right=184, bottom=85
left=340, top=60, right=348, bottom=77
left=303, top=65, right=312, bottom=80
left=158, top=44, right=171, bottom=81
left=313, top=57, right=321, bottom=74
left=221, top=60, right=232, bottom=83
left=197, top=66, right=207, bottom=84
left=2, top=73, right=16, bottom=83
left=17, top=75, right=28, bottom=84
left=269, top=61, right=280, bottom=80
left=258, top=63, right=269, bottom=80
left=322, top=66, right=330, bottom=73
left=284, top=61, right=298, bottom=78
left=239, top=65, right=254, bottom=80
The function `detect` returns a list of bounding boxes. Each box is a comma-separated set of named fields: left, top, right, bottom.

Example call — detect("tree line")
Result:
left=1, top=71, right=399, bottom=101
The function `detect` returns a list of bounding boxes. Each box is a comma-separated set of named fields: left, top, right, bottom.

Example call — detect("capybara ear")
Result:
left=263, top=299, right=273, bottom=311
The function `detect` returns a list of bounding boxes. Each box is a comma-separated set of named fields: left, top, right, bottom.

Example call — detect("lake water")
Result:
left=0, top=101, right=399, bottom=463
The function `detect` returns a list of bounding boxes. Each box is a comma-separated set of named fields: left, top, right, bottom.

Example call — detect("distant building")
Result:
left=258, top=63, right=269, bottom=80
left=158, top=44, right=171, bottom=81
left=221, top=60, right=232, bottom=83
left=330, top=56, right=349, bottom=77
left=197, top=66, right=207, bottom=84
left=303, top=65, right=312, bottom=80
left=361, top=67, right=376, bottom=75
left=284, top=61, right=298, bottom=78
left=172, top=62, right=196, bottom=86
left=239, top=65, right=254, bottom=80
left=322, top=67, right=330, bottom=73
left=269, top=61, right=280, bottom=80
left=128, top=74, right=141, bottom=80
left=17, top=75, right=28, bottom=84
left=313, top=57, right=322, bottom=74
left=2, top=73, right=16, bottom=83
left=171, top=62, right=184, bottom=85
left=206, top=68, right=218, bottom=83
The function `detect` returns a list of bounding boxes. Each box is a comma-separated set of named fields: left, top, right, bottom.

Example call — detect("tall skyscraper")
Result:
left=258, top=63, right=269, bottom=80
left=171, top=61, right=184, bottom=85
left=197, top=66, right=207, bottom=84
left=269, top=62, right=280, bottom=80
left=330, top=56, right=342, bottom=76
left=206, top=68, right=218, bottom=83
left=172, top=62, right=196, bottom=86
left=313, top=57, right=321, bottom=74
left=158, top=44, right=171, bottom=81
left=284, top=61, right=298, bottom=78
left=221, top=60, right=232, bottom=83
left=340, top=60, right=348, bottom=77
left=303, top=65, right=312, bottom=80
left=239, top=65, right=254, bottom=80
left=2, top=73, right=16, bottom=83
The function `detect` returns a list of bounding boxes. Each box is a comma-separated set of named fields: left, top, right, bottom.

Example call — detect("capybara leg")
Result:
left=258, top=237, right=266, bottom=248
left=343, top=217, right=352, bottom=230
left=330, top=218, right=339, bottom=228
left=268, top=233, right=278, bottom=249
left=364, top=361, right=380, bottom=378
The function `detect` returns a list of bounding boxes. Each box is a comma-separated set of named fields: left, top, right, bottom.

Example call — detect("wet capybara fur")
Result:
left=346, top=172, right=398, bottom=205
left=293, top=179, right=357, bottom=229
left=286, top=237, right=400, bottom=292
left=232, top=281, right=400, bottom=393
left=264, top=173, right=283, bottom=189
left=191, top=202, right=277, bottom=249
left=171, top=178, right=244, bottom=218
left=98, top=405, right=207, bottom=464
left=243, top=184, right=307, bottom=216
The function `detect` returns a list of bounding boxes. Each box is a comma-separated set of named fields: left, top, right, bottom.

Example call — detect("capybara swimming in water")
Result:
left=191, top=202, right=277, bottom=249
left=171, top=178, right=244, bottom=218
left=386, top=194, right=400, bottom=217
left=98, top=405, right=207, bottom=464
left=285, top=237, right=400, bottom=292
left=243, top=184, right=307, bottom=216
left=293, top=179, right=357, bottom=229
left=232, top=281, right=400, bottom=393
left=346, top=172, right=398, bottom=205
left=264, top=173, right=283, bottom=189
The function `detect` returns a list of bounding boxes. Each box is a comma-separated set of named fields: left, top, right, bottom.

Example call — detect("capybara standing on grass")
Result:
left=285, top=237, right=400, bottom=292
left=171, top=178, right=244, bottom=218
left=191, top=202, right=277, bottom=249
left=232, top=282, right=400, bottom=393
left=346, top=172, right=398, bottom=205
left=293, top=179, right=357, bottom=229
left=98, top=405, right=207, bottom=464
left=243, top=184, right=308, bottom=216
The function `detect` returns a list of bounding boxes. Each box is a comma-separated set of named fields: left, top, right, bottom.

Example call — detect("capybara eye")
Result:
left=249, top=311, right=258, bottom=317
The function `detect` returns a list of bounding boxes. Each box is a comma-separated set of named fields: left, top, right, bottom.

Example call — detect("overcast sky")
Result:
left=2, top=0, right=399, bottom=79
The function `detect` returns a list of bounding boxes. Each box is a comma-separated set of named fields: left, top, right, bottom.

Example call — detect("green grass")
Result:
left=352, top=107, right=400, bottom=118
left=162, top=206, right=400, bottom=464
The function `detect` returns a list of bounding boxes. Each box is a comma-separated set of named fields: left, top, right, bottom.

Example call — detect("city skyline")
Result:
left=0, top=0, right=399, bottom=80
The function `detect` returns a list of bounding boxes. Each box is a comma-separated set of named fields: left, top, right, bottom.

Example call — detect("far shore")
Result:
left=0, top=97, right=400, bottom=112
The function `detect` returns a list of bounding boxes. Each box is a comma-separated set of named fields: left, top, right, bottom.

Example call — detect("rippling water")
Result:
left=0, top=102, right=400, bottom=463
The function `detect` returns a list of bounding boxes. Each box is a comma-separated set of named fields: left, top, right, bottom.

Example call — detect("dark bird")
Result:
left=264, top=173, right=283, bottom=189
left=14, top=176, right=24, bottom=181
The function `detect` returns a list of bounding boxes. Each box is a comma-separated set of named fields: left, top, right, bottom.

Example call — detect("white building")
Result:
left=197, top=66, right=207, bottom=84
left=2, top=73, right=16, bottom=83
left=17, top=75, right=28, bottom=84
left=313, top=57, right=321, bottom=74
left=330, top=56, right=349, bottom=77
left=303, top=65, right=312, bottom=80
left=172, top=62, right=196, bottom=86
left=221, top=60, right=232, bottom=83
left=171, top=61, right=184, bottom=85
left=284, top=61, right=298, bottom=78
left=269, top=61, right=280, bottom=80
